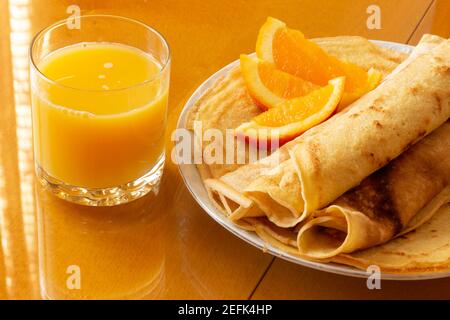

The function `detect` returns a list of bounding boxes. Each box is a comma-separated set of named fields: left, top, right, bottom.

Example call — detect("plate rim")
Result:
left=175, top=40, right=450, bottom=280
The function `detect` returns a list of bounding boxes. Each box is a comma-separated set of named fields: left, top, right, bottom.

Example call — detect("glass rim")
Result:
left=29, top=14, right=171, bottom=93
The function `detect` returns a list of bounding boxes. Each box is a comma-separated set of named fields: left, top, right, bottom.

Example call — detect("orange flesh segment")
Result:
left=254, top=81, right=337, bottom=127
left=257, top=61, right=317, bottom=99
left=272, top=28, right=370, bottom=94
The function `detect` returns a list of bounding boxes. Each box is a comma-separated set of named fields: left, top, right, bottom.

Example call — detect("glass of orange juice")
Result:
left=30, top=15, right=170, bottom=206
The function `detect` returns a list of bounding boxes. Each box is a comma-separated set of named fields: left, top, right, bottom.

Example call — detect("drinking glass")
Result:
left=30, top=15, right=170, bottom=206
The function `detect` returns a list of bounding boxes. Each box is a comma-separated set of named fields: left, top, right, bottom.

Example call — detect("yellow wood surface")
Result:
left=409, top=0, right=450, bottom=44
left=0, top=0, right=447, bottom=299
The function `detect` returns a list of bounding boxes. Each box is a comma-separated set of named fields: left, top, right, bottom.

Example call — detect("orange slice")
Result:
left=255, top=17, right=286, bottom=63
left=236, top=77, right=345, bottom=144
left=240, top=54, right=318, bottom=110
left=256, top=17, right=381, bottom=108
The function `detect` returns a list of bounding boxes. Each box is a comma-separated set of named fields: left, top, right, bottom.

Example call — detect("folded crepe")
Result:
left=186, top=66, right=261, bottom=180
left=313, top=36, right=407, bottom=78
left=297, top=122, right=450, bottom=259
left=206, top=35, right=450, bottom=228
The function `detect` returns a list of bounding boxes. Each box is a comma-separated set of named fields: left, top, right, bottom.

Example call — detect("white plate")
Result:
left=176, top=41, right=449, bottom=280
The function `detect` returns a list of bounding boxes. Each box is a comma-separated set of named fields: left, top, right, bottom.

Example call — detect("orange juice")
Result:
left=31, top=42, right=168, bottom=189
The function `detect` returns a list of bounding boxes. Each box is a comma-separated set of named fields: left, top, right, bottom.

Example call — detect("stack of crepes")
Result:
left=187, top=34, right=450, bottom=274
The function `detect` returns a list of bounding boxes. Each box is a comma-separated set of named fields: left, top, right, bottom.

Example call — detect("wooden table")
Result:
left=0, top=0, right=449, bottom=299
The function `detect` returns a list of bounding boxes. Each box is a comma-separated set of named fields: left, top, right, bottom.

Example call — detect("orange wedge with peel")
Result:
left=240, top=54, right=318, bottom=110
left=255, top=17, right=286, bottom=63
left=256, top=17, right=381, bottom=108
left=236, top=77, right=345, bottom=145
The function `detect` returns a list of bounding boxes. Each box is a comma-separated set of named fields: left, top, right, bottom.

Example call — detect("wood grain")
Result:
left=0, top=0, right=439, bottom=299
left=251, top=259, right=450, bottom=299
left=409, top=0, right=450, bottom=44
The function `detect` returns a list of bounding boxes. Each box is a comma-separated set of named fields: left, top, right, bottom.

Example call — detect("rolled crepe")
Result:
left=290, top=38, right=450, bottom=214
left=206, top=35, right=450, bottom=228
left=204, top=141, right=302, bottom=227
left=333, top=204, right=450, bottom=274
left=384, top=34, right=445, bottom=80
left=297, top=122, right=450, bottom=259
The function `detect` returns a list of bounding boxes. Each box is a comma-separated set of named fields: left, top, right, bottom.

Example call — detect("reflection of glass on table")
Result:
left=36, top=182, right=166, bottom=299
